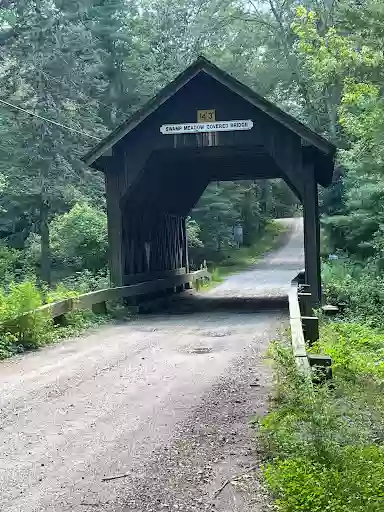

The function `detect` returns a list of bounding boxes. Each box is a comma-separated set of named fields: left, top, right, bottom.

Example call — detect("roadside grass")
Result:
left=0, top=280, right=130, bottom=360
left=0, top=307, right=112, bottom=360
left=1, top=221, right=287, bottom=357
left=258, top=322, right=384, bottom=512
left=197, top=221, right=287, bottom=290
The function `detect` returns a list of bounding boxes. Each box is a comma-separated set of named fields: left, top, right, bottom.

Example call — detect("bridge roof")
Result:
left=83, top=56, right=336, bottom=177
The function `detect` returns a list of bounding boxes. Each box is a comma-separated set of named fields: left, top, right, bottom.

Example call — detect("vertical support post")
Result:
left=182, top=217, right=189, bottom=273
left=303, top=167, right=321, bottom=305
left=298, top=292, right=312, bottom=317
left=302, top=316, right=319, bottom=345
left=182, top=217, right=192, bottom=290
left=92, top=301, right=107, bottom=315
left=105, top=172, right=124, bottom=286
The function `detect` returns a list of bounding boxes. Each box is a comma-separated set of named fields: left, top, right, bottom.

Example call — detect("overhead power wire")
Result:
left=0, top=97, right=102, bottom=141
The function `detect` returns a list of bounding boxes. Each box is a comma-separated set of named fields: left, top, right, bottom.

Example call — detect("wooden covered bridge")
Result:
left=84, top=57, right=336, bottom=304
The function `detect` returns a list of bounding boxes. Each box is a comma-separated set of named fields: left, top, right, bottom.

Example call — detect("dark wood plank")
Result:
left=124, top=268, right=186, bottom=285
left=302, top=316, right=319, bottom=344
left=105, top=171, right=124, bottom=286
left=298, top=292, right=312, bottom=317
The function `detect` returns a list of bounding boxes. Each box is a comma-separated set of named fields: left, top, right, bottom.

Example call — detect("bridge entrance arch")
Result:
left=84, top=57, right=336, bottom=304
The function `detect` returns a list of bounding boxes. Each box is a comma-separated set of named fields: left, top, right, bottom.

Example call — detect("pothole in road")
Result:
left=189, top=346, right=213, bottom=354
left=180, top=345, right=213, bottom=354
left=134, top=327, right=159, bottom=333
left=200, top=330, right=231, bottom=338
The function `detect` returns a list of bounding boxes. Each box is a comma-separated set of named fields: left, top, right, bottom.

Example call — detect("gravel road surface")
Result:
left=0, top=218, right=304, bottom=512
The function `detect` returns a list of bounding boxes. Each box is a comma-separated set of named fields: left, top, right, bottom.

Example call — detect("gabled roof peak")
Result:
left=83, top=56, right=336, bottom=167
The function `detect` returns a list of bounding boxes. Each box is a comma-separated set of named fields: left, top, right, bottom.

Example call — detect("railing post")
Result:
left=92, top=301, right=107, bottom=315
left=307, top=354, right=333, bottom=381
left=302, top=316, right=319, bottom=345
left=322, top=304, right=339, bottom=316
left=298, top=292, right=312, bottom=317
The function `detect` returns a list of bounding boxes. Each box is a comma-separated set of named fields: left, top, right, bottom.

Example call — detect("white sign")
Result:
left=160, top=119, right=253, bottom=135
left=234, top=225, right=243, bottom=245
left=144, top=242, right=151, bottom=268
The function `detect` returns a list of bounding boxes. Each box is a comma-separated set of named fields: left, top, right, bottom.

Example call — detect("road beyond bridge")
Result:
left=0, top=219, right=303, bottom=512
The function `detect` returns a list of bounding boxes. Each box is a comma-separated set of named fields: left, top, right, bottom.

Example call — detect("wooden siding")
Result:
left=101, top=70, right=324, bottom=292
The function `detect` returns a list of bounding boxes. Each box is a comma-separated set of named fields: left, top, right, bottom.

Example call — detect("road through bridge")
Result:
left=0, top=219, right=304, bottom=512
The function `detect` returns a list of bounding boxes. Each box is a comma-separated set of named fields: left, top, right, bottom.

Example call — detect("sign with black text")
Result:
left=197, top=109, right=216, bottom=122
left=160, top=119, right=253, bottom=135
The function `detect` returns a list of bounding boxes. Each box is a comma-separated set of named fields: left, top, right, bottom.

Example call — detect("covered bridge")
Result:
left=83, top=57, right=336, bottom=304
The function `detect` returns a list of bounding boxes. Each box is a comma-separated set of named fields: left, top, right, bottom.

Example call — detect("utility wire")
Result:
left=0, top=97, right=102, bottom=141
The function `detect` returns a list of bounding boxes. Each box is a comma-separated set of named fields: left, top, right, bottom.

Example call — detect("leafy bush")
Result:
left=260, top=333, right=384, bottom=512
left=23, top=233, right=42, bottom=268
left=210, top=268, right=223, bottom=283
left=49, top=203, right=108, bottom=272
left=313, top=323, right=384, bottom=380
left=23, top=204, right=108, bottom=279
left=0, top=332, right=18, bottom=359
left=45, top=284, right=79, bottom=303
left=58, top=269, right=109, bottom=293
left=0, top=279, right=108, bottom=359
left=0, top=245, right=20, bottom=286
left=0, top=281, right=52, bottom=355
left=186, top=217, right=203, bottom=248
left=260, top=343, right=372, bottom=463
left=265, top=446, right=384, bottom=512
left=0, top=245, right=35, bottom=287
left=322, top=259, right=384, bottom=327
left=26, top=204, right=108, bottom=271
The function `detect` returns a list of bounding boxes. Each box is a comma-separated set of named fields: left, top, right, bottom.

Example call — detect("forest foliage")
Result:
left=0, top=4, right=382, bottom=346
left=0, top=1, right=382, bottom=291
left=261, top=330, right=384, bottom=512
left=0, top=0, right=303, bottom=287
left=0, top=0, right=383, bottom=356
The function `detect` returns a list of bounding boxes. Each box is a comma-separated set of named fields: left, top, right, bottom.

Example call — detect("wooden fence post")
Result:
left=92, top=301, right=107, bottom=315
left=301, top=316, right=319, bottom=345
left=298, top=292, right=312, bottom=317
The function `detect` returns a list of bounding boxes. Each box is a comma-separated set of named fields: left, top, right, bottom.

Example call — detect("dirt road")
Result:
left=0, top=218, right=304, bottom=512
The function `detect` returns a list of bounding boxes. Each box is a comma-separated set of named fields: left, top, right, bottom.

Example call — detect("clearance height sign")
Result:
left=160, top=119, right=253, bottom=135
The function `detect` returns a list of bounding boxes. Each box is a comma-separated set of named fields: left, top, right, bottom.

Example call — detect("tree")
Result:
left=186, top=217, right=203, bottom=249
left=0, top=0, right=108, bottom=282
left=292, top=2, right=384, bottom=260
left=191, top=178, right=283, bottom=260
left=193, top=182, right=239, bottom=254
left=50, top=203, right=108, bottom=272
left=1, top=0, right=375, bottom=284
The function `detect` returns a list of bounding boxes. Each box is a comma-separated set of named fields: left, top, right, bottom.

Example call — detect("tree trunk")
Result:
left=325, top=91, right=339, bottom=141
left=40, top=197, right=51, bottom=285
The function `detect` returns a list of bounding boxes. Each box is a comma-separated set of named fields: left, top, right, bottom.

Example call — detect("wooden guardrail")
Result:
left=288, top=284, right=313, bottom=379
left=5, top=269, right=211, bottom=324
left=124, top=267, right=188, bottom=285
left=289, top=275, right=332, bottom=381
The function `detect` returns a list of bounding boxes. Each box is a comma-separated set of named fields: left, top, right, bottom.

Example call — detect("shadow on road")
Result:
left=139, top=293, right=289, bottom=315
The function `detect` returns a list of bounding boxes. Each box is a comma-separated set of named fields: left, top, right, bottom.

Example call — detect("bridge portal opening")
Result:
left=187, top=178, right=300, bottom=272
left=83, top=57, right=335, bottom=304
